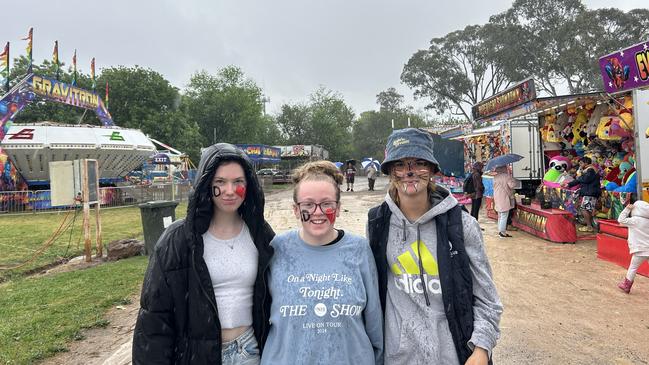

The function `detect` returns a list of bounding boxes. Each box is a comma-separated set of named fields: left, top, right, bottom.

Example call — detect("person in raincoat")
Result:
left=616, top=200, right=649, bottom=294
left=493, top=166, right=516, bottom=238
left=367, top=128, right=502, bottom=365
left=133, top=143, right=275, bottom=365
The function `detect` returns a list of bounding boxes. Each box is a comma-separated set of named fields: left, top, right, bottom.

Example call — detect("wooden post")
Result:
left=95, top=204, right=102, bottom=258
left=82, top=160, right=91, bottom=262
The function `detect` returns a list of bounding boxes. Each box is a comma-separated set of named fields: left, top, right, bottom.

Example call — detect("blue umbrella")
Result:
left=485, top=153, right=524, bottom=171
left=334, top=161, right=344, bottom=169
left=361, top=158, right=380, bottom=171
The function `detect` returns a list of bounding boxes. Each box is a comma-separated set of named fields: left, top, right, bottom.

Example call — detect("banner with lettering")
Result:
left=599, top=40, right=649, bottom=93
left=0, top=73, right=113, bottom=141
left=236, top=144, right=281, bottom=163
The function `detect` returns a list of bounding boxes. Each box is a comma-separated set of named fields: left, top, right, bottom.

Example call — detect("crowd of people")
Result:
left=131, top=128, right=645, bottom=364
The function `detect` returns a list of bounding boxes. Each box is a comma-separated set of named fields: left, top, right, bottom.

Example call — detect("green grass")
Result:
left=0, top=256, right=148, bottom=365
left=0, top=203, right=187, bottom=281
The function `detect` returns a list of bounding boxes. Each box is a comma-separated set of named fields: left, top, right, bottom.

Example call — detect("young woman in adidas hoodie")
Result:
left=261, top=161, right=383, bottom=365
left=367, top=128, right=503, bottom=365
left=616, top=200, right=649, bottom=294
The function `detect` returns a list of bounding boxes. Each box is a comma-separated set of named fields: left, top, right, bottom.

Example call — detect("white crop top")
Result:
left=202, top=224, right=258, bottom=329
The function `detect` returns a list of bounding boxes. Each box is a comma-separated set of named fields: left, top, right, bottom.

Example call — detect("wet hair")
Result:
left=292, top=161, right=344, bottom=202
left=581, top=157, right=592, bottom=164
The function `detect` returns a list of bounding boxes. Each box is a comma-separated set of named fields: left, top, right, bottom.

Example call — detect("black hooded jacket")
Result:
left=132, top=143, right=275, bottom=364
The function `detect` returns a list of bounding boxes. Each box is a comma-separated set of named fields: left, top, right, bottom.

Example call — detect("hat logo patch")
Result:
left=392, top=138, right=409, bottom=147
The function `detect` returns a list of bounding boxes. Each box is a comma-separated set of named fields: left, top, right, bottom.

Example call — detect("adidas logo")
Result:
left=391, top=241, right=441, bottom=295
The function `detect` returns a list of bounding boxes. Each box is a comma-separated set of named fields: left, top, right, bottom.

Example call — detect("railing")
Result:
left=0, top=183, right=192, bottom=214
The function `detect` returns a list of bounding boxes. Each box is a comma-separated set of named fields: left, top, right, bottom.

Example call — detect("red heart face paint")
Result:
left=325, top=208, right=336, bottom=225
left=235, top=185, right=246, bottom=199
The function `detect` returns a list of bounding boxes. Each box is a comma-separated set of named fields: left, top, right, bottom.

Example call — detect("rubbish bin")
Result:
left=138, top=200, right=179, bottom=255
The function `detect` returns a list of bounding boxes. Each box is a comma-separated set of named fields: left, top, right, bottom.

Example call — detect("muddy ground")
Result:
left=41, top=177, right=649, bottom=365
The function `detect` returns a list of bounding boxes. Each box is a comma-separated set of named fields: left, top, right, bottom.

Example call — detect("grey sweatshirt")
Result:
left=261, top=230, right=383, bottom=365
left=383, top=190, right=502, bottom=365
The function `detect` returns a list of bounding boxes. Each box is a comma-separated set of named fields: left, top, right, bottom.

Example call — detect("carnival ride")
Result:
left=0, top=73, right=166, bottom=190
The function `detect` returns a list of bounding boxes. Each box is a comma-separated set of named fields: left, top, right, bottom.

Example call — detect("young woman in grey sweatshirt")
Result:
left=368, top=128, right=502, bottom=365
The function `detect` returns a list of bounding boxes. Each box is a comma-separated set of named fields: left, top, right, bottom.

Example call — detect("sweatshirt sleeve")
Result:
left=360, top=241, right=384, bottom=365
left=617, top=206, right=640, bottom=226
left=461, top=212, right=503, bottom=358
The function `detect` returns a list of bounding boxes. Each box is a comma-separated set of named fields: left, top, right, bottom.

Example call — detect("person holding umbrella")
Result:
left=367, top=164, right=378, bottom=191
left=486, top=154, right=523, bottom=237
left=493, top=165, right=516, bottom=238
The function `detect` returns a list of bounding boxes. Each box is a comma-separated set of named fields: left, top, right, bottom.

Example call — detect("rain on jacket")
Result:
left=132, top=144, right=275, bottom=364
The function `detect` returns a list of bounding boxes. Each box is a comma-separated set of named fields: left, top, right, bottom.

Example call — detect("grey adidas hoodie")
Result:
left=383, top=189, right=502, bottom=365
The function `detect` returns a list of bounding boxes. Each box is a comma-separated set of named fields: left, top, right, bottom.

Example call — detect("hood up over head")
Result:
left=183, top=143, right=265, bottom=245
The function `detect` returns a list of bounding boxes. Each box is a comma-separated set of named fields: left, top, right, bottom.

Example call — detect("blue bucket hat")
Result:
left=381, top=128, right=439, bottom=174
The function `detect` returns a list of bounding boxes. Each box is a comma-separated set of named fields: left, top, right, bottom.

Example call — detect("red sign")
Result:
left=472, top=79, right=536, bottom=120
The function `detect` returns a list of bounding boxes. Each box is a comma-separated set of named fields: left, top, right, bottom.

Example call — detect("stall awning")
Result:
left=451, top=125, right=501, bottom=140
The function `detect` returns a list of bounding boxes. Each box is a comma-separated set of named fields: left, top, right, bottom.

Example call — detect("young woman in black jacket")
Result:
left=132, top=143, right=275, bottom=365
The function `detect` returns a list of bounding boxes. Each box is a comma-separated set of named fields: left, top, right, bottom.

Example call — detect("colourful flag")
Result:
left=53, top=40, right=60, bottom=80
left=105, top=80, right=109, bottom=108
left=90, top=57, right=96, bottom=90
left=21, top=27, right=33, bottom=73
left=0, top=42, right=9, bottom=91
left=72, top=49, right=77, bottom=86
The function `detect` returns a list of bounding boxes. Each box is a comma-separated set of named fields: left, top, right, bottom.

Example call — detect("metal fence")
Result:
left=0, top=183, right=192, bottom=215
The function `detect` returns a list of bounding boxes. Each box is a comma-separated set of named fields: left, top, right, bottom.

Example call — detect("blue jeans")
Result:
left=498, top=211, right=509, bottom=233
left=222, top=327, right=260, bottom=365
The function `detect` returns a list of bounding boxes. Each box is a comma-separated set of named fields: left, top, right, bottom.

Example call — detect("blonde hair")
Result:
left=292, top=161, right=344, bottom=202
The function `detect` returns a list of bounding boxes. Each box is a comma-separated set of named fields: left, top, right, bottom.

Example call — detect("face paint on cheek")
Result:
left=212, top=186, right=221, bottom=198
left=235, top=185, right=246, bottom=199
left=325, top=208, right=336, bottom=225
left=300, top=210, right=311, bottom=222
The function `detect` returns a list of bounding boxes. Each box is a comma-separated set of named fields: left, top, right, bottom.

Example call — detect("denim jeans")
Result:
left=222, top=327, right=260, bottom=365
left=498, top=211, right=509, bottom=233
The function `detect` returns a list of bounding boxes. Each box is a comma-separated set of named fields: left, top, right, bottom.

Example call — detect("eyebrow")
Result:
left=213, top=176, right=246, bottom=181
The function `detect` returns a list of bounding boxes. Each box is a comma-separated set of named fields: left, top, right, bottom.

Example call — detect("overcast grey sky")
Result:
left=5, top=0, right=647, bottom=117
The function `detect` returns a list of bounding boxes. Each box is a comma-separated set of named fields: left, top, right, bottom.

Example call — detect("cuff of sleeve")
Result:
left=468, top=338, right=494, bottom=359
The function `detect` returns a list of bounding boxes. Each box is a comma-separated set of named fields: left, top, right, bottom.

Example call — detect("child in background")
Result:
left=617, top=200, right=649, bottom=294
left=261, top=161, right=383, bottom=365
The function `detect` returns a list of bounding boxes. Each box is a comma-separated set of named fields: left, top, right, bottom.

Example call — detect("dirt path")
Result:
left=41, top=177, right=649, bottom=365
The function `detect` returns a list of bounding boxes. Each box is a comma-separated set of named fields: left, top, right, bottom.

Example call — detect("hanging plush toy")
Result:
left=596, top=116, right=623, bottom=140
left=544, top=156, right=572, bottom=183
left=586, top=104, right=607, bottom=141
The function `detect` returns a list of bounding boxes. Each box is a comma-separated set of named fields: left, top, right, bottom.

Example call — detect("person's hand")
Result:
left=627, top=203, right=634, bottom=210
left=560, top=181, right=567, bottom=187
left=465, top=347, right=489, bottom=365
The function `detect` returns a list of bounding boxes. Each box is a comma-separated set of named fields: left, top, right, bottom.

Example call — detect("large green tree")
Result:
left=352, top=89, right=428, bottom=161
left=96, top=66, right=201, bottom=161
left=275, top=87, right=355, bottom=161
left=401, top=24, right=512, bottom=122
left=485, top=0, right=649, bottom=94
left=182, top=66, right=280, bottom=150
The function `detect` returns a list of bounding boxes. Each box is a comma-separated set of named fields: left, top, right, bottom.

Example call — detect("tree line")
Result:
left=6, top=0, right=648, bottom=164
